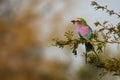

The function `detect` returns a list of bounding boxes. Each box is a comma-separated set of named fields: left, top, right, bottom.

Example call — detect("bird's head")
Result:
left=71, top=18, right=88, bottom=26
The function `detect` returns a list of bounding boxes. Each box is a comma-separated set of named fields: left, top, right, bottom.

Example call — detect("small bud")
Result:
left=91, top=1, right=98, bottom=6
left=103, top=21, right=108, bottom=25
left=94, top=21, right=100, bottom=26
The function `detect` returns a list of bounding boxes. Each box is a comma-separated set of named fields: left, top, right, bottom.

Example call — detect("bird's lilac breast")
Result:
left=77, top=27, right=90, bottom=36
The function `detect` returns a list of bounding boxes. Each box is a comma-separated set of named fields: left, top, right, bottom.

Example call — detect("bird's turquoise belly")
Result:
left=84, top=32, right=92, bottom=40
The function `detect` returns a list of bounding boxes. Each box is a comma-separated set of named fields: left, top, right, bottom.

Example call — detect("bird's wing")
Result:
left=83, top=27, right=93, bottom=39
left=89, top=27, right=93, bottom=33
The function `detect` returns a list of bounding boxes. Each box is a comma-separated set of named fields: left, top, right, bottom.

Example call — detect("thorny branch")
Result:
left=91, top=1, right=120, bottom=18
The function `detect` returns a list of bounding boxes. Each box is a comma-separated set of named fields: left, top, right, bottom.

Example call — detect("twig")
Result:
left=98, top=41, right=120, bottom=44
left=91, top=1, right=120, bottom=18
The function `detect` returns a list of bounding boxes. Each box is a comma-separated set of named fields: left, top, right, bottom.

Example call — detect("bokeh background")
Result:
left=0, top=0, right=120, bottom=80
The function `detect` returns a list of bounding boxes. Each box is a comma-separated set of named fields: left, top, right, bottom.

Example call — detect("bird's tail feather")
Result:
left=85, top=42, right=94, bottom=53
left=85, top=42, right=99, bottom=63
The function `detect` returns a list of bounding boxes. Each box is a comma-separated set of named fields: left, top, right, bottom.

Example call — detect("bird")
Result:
left=71, top=18, right=98, bottom=63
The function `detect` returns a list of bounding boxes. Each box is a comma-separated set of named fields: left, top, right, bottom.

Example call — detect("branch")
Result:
left=98, top=41, right=120, bottom=44
left=91, top=1, right=120, bottom=18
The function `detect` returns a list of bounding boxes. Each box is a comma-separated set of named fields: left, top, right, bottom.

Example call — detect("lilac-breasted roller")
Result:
left=71, top=18, right=94, bottom=53
left=71, top=18, right=98, bottom=62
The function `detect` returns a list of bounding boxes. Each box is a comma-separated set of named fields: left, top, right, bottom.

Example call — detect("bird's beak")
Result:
left=71, top=20, right=76, bottom=24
